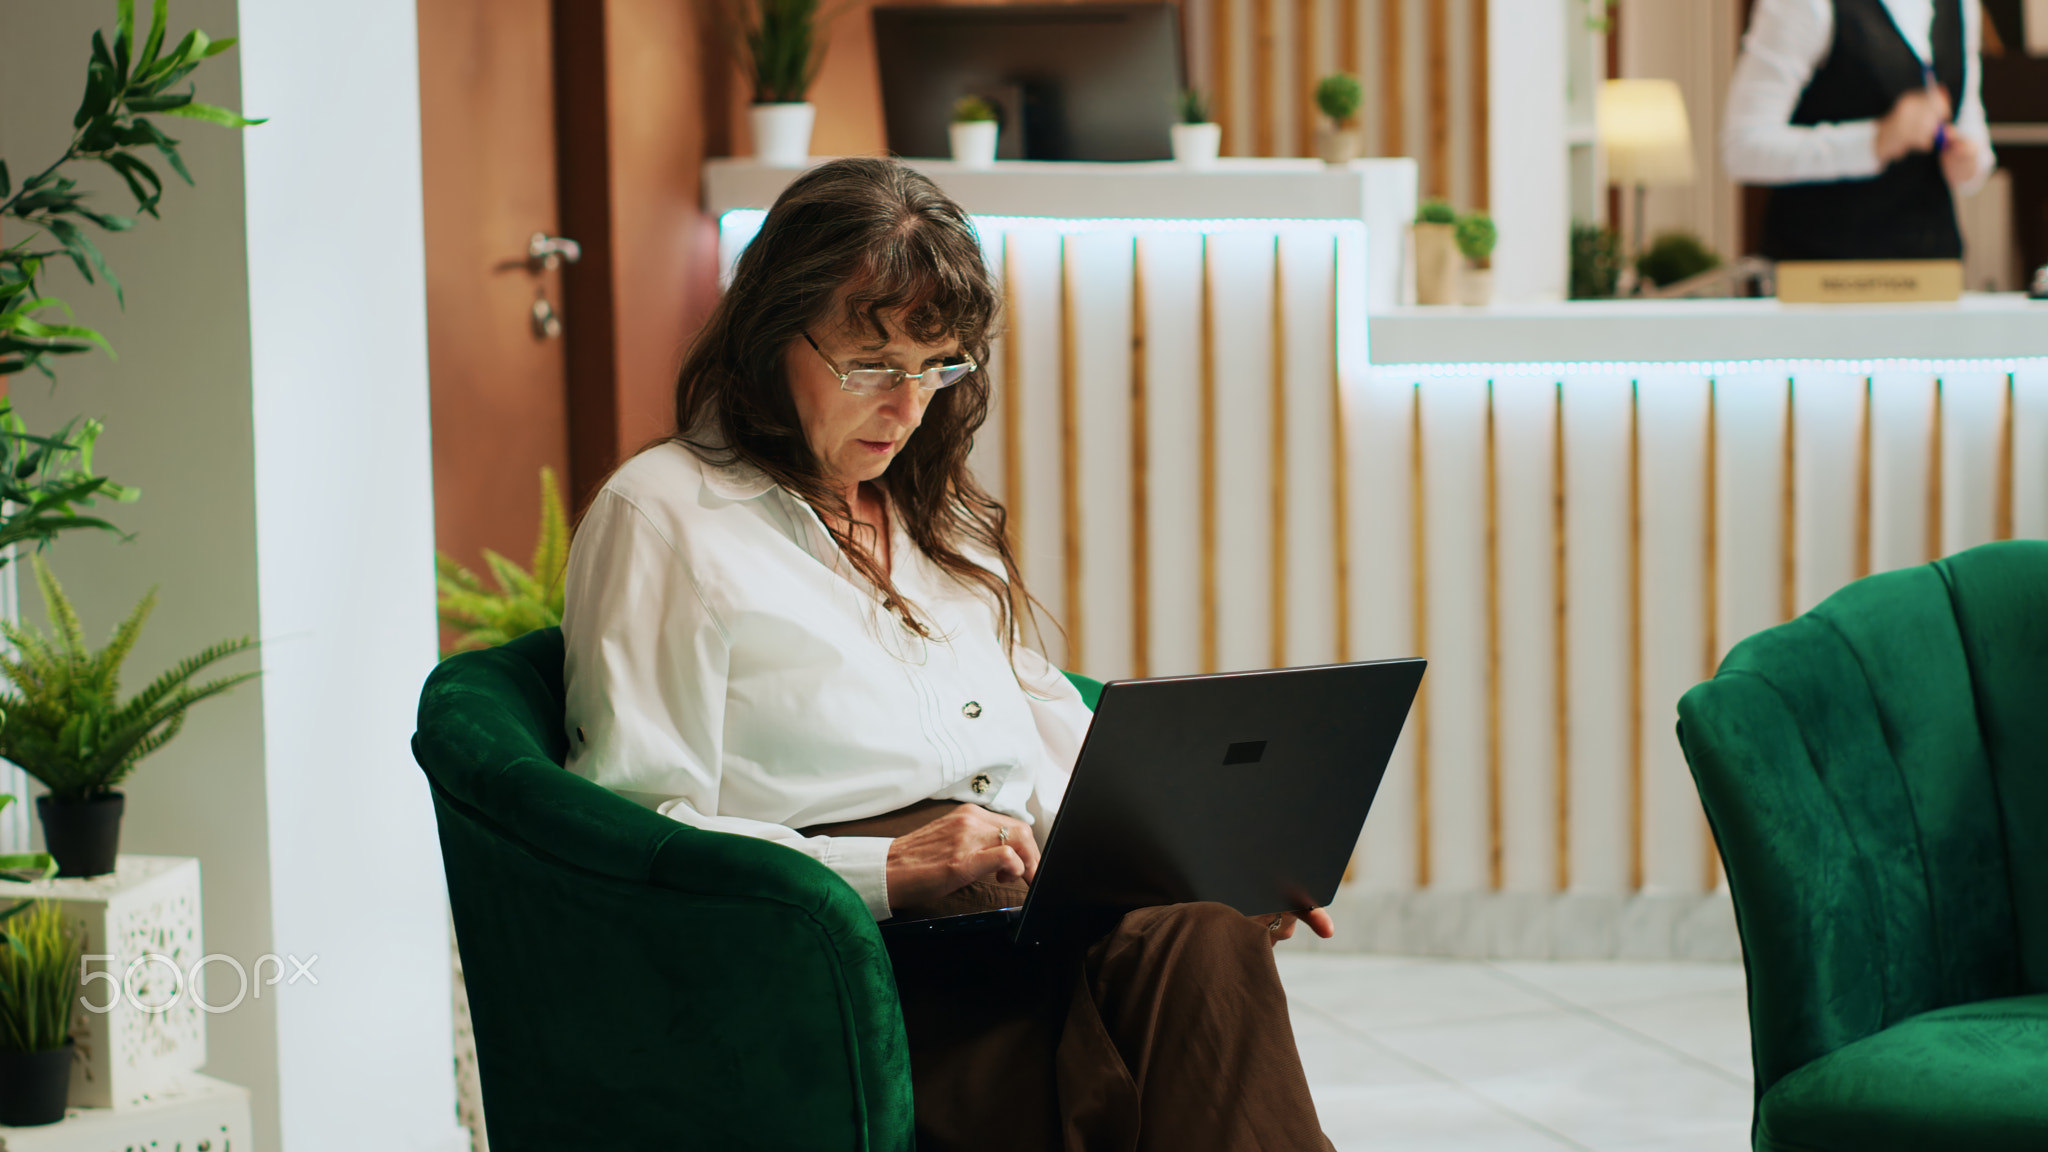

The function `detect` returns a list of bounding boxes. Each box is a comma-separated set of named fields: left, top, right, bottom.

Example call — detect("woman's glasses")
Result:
left=803, top=331, right=977, bottom=396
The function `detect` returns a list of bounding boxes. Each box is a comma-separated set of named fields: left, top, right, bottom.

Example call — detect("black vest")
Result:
left=1761, top=0, right=1964, bottom=260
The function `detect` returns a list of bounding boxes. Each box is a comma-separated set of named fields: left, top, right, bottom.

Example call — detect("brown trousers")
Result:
left=805, top=802, right=1336, bottom=1152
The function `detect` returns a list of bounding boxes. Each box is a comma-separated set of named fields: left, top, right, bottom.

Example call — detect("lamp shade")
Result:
left=1597, top=78, right=1696, bottom=187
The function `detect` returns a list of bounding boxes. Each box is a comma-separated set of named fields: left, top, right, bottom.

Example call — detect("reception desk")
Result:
left=707, top=161, right=2048, bottom=957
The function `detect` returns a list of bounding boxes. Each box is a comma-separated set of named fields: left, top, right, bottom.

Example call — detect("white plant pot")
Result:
left=1459, top=266, right=1495, bottom=306
left=750, top=102, right=815, bottom=168
left=950, top=120, right=999, bottom=169
left=1170, top=122, right=1222, bottom=166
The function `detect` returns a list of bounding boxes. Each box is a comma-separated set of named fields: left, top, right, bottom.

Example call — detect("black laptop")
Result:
left=881, top=658, right=1426, bottom=947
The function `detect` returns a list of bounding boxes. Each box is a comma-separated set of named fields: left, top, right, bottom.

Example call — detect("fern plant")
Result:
left=0, top=553, right=257, bottom=802
left=0, top=899, right=84, bottom=1053
left=436, top=467, right=568, bottom=656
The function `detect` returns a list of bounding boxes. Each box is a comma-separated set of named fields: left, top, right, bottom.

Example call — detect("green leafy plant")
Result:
left=3, top=0, right=262, bottom=380
left=0, top=553, right=257, bottom=803
left=1178, top=89, right=1211, bottom=125
left=1314, top=74, right=1364, bottom=125
left=1570, top=220, right=1623, bottom=299
left=725, top=0, right=839, bottom=104
left=0, top=797, right=56, bottom=884
left=0, top=1, right=258, bottom=559
left=0, top=405, right=138, bottom=567
left=436, top=467, right=569, bottom=656
left=1415, top=198, right=1457, bottom=226
left=1454, top=211, right=1497, bottom=267
left=951, top=95, right=997, bottom=124
left=0, top=899, right=83, bottom=1053
left=1634, top=230, right=1722, bottom=289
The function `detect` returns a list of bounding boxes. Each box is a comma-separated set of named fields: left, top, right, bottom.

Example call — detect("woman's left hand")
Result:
left=1260, top=907, right=1336, bottom=944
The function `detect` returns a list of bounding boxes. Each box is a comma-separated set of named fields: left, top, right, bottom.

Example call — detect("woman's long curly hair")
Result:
left=671, top=157, right=1045, bottom=655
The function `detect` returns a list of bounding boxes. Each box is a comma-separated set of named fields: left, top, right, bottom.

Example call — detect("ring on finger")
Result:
left=997, top=826, right=1010, bottom=846
left=1269, top=915, right=1286, bottom=934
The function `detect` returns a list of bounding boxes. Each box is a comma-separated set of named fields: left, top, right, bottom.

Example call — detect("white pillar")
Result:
left=0, top=0, right=462, bottom=1148
left=1489, top=0, right=1571, bottom=302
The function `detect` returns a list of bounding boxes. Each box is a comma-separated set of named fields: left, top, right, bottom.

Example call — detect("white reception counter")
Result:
left=1369, top=293, right=2048, bottom=367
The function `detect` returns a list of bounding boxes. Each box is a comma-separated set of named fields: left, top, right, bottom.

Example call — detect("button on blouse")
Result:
left=561, top=441, right=1093, bottom=921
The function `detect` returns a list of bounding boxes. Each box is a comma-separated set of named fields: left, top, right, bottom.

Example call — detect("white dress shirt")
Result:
left=561, top=439, right=1094, bottom=921
left=1724, top=0, right=1993, bottom=195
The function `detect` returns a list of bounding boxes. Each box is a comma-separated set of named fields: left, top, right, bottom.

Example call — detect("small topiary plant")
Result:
left=1314, top=74, right=1364, bottom=125
left=1454, top=211, right=1497, bottom=267
left=1635, top=230, right=1722, bottom=289
left=951, top=95, right=996, bottom=123
left=1415, top=198, right=1457, bottom=226
left=1178, top=88, right=1211, bottom=125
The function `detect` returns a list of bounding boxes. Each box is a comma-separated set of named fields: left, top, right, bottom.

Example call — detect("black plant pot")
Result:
left=35, top=792, right=125, bottom=878
left=0, top=1042, right=75, bottom=1126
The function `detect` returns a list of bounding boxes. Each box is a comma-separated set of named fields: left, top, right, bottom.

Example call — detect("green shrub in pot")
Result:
left=0, top=554, right=257, bottom=877
left=436, top=466, right=569, bottom=656
left=0, top=898, right=84, bottom=1126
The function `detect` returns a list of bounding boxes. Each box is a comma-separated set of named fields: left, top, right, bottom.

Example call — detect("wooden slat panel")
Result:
left=1255, top=0, right=1277, bottom=158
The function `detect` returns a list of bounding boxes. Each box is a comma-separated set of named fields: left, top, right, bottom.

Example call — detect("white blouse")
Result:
left=561, top=440, right=1094, bottom=921
left=1723, top=0, right=1993, bottom=195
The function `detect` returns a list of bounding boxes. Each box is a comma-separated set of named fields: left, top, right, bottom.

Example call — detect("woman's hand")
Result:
left=884, top=804, right=1040, bottom=909
left=1874, top=86, right=1951, bottom=166
left=1940, top=133, right=1982, bottom=188
left=1260, top=907, right=1336, bottom=944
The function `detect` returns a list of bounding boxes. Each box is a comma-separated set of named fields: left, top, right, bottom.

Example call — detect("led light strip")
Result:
left=1372, top=357, right=2048, bottom=379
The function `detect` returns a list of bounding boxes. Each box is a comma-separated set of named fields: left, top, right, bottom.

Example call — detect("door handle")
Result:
left=527, top=233, right=582, bottom=271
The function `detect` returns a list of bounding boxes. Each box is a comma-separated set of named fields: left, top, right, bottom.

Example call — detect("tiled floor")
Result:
left=1278, top=952, right=1753, bottom=1152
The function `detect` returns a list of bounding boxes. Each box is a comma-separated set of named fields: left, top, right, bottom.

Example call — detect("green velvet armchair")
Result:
left=413, top=626, right=1104, bottom=1150
left=1676, top=539, right=2048, bottom=1152
left=414, top=627, right=912, bottom=1150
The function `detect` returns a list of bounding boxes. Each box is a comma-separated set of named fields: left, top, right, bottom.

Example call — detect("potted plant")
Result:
left=0, top=555, right=257, bottom=877
left=437, top=466, right=568, bottom=655
left=727, top=0, right=835, bottom=167
left=0, top=898, right=83, bottom=1126
left=949, top=95, right=1000, bottom=170
left=1412, top=198, right=1460, bottom=305
left=1172, top=89, right=1221, bottom=166
left=1634, top=230, right=1721, bottom=293
left=1313, top=73, right=1364, bottom=165
left=1569, top=221, right=1622, bottom=299
left=1455, top=210, right=1497, bottom=305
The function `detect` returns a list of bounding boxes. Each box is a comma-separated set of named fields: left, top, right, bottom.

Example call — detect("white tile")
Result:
left=1278, top=953, right=1556, bottom=1030
left=1289, top=1007, right=1439, bottom=1091
left=1367, top=1008, right=1753, bottom=1151
left=1314, top=1083, right=1585, bottom=1152
left=1486, top=960, right=1747, bottom=1011
left=1590, top=991, right=1755, bottom=1083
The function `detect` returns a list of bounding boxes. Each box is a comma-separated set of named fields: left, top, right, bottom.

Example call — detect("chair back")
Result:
left=1678, top=539, right=2048, bottom=1100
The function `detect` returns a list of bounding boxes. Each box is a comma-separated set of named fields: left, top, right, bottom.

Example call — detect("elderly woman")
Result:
left=562, top=157, right=1336, bottom=1151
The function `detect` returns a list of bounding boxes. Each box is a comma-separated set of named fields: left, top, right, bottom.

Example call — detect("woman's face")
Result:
left=784, top=301, right=960, bottom=494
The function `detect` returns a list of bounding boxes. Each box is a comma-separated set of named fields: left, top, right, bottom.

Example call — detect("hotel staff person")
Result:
left=1724, top=0, right=1995, bottom=260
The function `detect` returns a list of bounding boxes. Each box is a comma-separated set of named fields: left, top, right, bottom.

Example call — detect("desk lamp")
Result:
left=1598, top=79, right=1696, bottom=290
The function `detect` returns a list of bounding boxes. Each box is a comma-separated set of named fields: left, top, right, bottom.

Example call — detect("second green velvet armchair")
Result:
left=1677, top=539, right=2048, bottom=1152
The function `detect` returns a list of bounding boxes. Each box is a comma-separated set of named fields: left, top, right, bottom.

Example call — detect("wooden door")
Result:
left=417, top=0, right=573, bottom=615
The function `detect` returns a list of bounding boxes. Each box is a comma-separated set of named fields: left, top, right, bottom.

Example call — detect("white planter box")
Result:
left=0, top=1073, right=251, bottom=1150
left=4, top=856, right=205, bottom=1109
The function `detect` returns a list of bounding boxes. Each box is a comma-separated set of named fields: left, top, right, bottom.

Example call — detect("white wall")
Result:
left=1490, top=0, right=1570, bottom=302
left=0, top=1, right=461, bottom=1148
